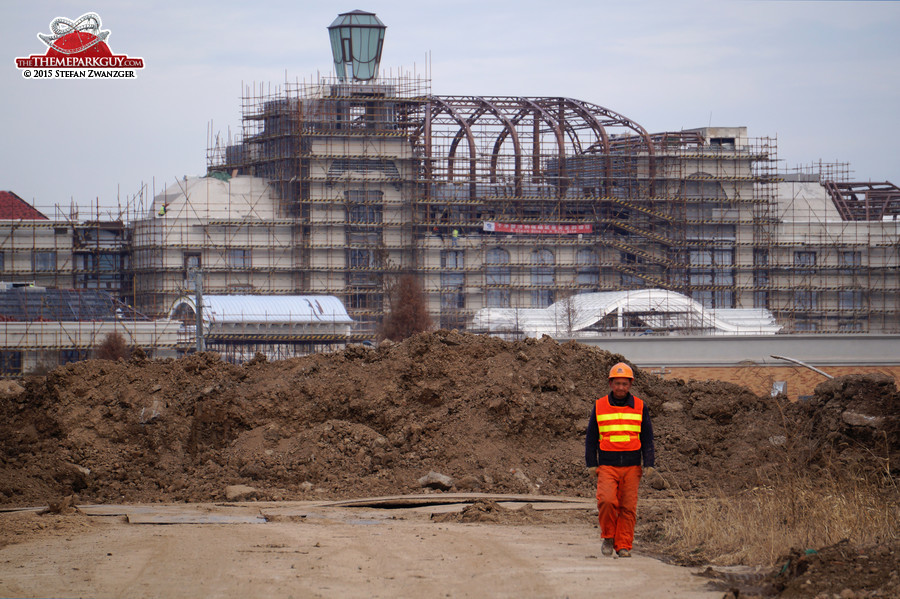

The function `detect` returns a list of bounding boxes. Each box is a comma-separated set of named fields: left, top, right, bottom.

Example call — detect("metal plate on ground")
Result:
left=127, top=512, right=267, bottom=524
left=321, top=493, right=593, bottom=509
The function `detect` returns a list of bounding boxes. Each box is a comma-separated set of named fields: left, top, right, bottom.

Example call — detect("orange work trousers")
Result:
left=596, top=465, right=642, bottom=551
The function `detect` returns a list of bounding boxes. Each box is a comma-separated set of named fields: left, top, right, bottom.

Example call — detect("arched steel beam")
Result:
left=554, top=98, right=612, bottom=191
left=534, top=98, right=589, bottom=155
left=447, top=104, right=487, bottom=203
left=447, top=106, right=486, bottom=178
left=415, top=95, right=654, bottom=199
left=517, top=98, right=567, bottom=197
left=475, top=97, right=522, bottom=196
left=428, top=98, right=478, bottom=200
left=575, top=99, right=658, bottom=193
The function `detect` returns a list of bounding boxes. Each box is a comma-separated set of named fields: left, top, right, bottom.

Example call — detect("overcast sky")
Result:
left=3, top=1, right=899, bottom=219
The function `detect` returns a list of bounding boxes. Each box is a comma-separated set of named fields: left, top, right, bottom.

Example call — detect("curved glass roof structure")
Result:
left=472, top=289, right=782, bottom=338
left=170, top=295, right=353, bottom=325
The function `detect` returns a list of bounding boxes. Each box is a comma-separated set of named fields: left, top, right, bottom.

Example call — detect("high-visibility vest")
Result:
left=595, top=395, right=644, bottom=452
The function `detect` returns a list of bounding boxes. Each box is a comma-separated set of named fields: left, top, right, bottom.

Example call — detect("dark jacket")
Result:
left=585, top=392, right=655, bottom=468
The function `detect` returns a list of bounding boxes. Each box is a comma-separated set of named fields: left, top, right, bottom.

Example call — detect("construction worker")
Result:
left=585, top=362, right=655, bottom=558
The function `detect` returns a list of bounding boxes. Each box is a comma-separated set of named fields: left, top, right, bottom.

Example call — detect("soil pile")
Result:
left=788, top=373, right=898, bottom=477
left=431, top=499, right=557, bottom=525
left=2, top=330, right=898, bottom=596
left=765, top=540, right=899, bottom=598
left=1, top=330, right=896, bottom=508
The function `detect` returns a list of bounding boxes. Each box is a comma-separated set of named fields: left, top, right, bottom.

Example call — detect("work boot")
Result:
left=601, top=538, right=614, bottom=556
left=617, top=549, right=632, bottom=558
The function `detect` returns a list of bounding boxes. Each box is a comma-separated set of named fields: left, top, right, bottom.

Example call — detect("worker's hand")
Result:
left=586, top=467, right=598, bottom=477
left=643, top=466, right=655, bottom=476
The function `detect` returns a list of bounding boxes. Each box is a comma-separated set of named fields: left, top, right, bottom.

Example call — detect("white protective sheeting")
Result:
left=150, top=175, right=281, bottom=220
left=775, top=181, right=842, bottom=222
left=170, top=295, right=353, bottom=325
left=471, top=289, right=781, bottom=337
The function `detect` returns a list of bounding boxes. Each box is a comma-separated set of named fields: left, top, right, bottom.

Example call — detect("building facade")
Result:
left=0, top=191, right=131, bottom=298
left=203, top=80, right=898, bottom=336
left=2, top=11, right=898, bottom=356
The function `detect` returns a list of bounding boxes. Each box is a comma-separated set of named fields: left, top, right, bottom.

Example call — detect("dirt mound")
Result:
left=430, top=499, right=564, bottom=525
left=3, top=330, right=898, bottom=596
left=788, top=374, right=899, bottom=477
left=1, top=331, right=895, bottom=509
left=766, top=540, right=900, bottom=598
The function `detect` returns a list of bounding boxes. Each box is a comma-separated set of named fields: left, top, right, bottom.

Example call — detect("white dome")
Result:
left=149, top=175, right=281, bottom=220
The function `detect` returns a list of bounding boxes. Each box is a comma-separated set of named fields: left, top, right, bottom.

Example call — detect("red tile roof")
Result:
left=0, top=191, right=49, bottom=220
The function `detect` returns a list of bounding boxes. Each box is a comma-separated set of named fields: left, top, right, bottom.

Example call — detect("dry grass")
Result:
left=661, top=472, right=899, bottom=566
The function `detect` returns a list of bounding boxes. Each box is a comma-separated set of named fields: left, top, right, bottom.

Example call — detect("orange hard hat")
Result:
left=608, top=362, right=634, bottom=380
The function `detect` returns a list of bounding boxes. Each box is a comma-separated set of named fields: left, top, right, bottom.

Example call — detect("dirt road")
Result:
left=0, top=500, right=722, bottom=599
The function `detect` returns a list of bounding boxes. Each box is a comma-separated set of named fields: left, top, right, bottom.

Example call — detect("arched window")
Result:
left=440, top=249, right=466, bottom=328
left=575, top=248, right=599, bottom=288
left=485, top=247, right=510, bottom=307
left=531, top=248, right=554, bottom=307
left=172, top=302, right=196, bottom=327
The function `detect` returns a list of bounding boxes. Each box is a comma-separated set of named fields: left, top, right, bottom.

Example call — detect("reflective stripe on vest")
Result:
left=596, top=395, right=643, bottom=452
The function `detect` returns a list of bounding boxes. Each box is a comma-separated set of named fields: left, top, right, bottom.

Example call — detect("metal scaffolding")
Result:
left=2, top=76, right=897, bottom=360
left=203, top=76, right=898, bottom=335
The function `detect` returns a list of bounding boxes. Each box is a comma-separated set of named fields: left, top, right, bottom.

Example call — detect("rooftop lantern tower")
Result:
left=327, top=10, right=386, bottom=82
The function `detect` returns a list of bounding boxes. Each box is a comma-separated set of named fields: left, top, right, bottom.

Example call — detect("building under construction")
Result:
left=196, top=10, right=898, bottom=337
left=197, top=74, right=898, bottom=337
left=1, top=10, right=899, bottom=371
